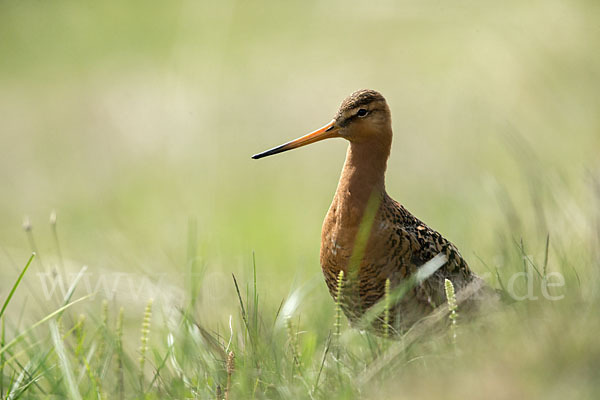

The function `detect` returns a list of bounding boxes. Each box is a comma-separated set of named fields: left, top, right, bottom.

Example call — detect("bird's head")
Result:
left=252, top=89, right=392, bottom=160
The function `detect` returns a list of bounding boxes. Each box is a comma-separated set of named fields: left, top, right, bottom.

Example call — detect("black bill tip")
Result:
left=251, top=143, right=289, bottom=160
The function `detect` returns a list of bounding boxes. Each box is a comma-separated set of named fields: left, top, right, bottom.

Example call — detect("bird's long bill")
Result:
left=252, top=120, right=337, bottom=159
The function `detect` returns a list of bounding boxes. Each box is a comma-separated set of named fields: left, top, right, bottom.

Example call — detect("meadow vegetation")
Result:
left=1, top=1, right=599, bottom=398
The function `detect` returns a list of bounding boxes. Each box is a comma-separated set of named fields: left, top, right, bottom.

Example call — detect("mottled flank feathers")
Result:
left=321, top=193, right=475, bottom=334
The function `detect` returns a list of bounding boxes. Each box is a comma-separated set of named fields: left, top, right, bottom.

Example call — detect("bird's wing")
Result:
left=379, top=198, right=473, bottom=306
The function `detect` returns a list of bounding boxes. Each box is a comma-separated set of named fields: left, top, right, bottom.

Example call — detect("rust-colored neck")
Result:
left=320, top=123, right=393, bottom=284
left=335, top=137, right=391, bottom=209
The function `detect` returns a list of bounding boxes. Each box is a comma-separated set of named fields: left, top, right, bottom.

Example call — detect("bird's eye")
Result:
left=356, top=108, right=368, bottom=118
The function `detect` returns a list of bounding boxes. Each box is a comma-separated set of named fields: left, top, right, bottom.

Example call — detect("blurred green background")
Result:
left=1, top=0, right=599, bottom=345
left=2, top=1, right=600, bottom=398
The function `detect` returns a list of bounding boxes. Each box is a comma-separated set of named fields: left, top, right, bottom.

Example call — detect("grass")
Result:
left=1, top=0, right=600, bottom=398
left=1, top=176, right=599, bottom=399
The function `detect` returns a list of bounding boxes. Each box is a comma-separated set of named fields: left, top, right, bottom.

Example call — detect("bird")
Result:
left=252, top=89, right=487, bottom=335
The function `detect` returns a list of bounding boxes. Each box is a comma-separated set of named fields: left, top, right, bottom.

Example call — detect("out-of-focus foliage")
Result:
left=1, top=1, right=599, bottom=398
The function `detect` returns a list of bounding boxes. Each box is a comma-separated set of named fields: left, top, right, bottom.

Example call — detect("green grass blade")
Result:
left=232, top=273, right=249, bottom=334
left=50, top=320, right=82, bottom=400
left=60, top=265, right=88, bottom=307
left=0, top=253, right=35, bottom=319
left=1, top=314, right=4, bottom=398
left=0, top=295, right=91, bottom=357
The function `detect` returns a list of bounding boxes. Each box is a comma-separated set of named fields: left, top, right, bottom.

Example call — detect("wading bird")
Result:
left=252, top=89, right=485, bottom=334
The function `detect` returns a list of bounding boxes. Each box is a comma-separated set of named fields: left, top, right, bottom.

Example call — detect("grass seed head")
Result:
left=22, top=215, right=32, bottom=232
